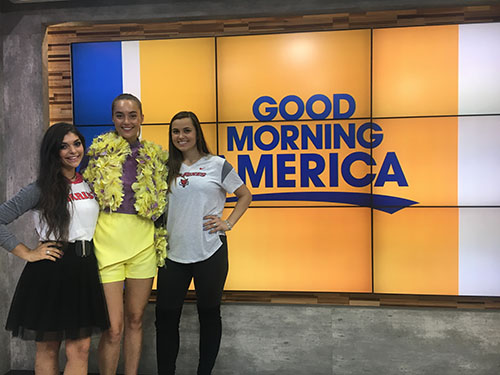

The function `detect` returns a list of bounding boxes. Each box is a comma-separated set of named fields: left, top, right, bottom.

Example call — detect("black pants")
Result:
left=155, top=237, right=229, bottom=375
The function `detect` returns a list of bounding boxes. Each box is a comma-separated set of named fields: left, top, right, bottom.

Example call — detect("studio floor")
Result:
left=6, top=302, right=500, bottom=374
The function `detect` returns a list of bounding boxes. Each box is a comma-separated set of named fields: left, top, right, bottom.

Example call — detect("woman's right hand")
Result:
left=11, top=242, right=63, bottom=262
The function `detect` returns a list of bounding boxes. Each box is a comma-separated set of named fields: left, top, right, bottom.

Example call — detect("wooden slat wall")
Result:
left=47, top=5, right=500, bottom=125
left=47, top=5, right=500, bottom=308
left=218, top=291, right=500, bottom=309
left=149, top=289, right=500, bottom=309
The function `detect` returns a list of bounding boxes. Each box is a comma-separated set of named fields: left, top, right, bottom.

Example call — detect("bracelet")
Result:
left=224, top=220, right=233, bottom=231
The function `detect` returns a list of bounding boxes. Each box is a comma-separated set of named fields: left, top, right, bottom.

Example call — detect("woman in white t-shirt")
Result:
left=0, top=122, right=108, bottom=374
left=156, top=111, right=252, bottom=374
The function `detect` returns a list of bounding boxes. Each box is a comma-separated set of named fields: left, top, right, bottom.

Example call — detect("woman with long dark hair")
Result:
left=0, top=122, right=108, bottom=374
left=156, top=111, right=252, bottom=374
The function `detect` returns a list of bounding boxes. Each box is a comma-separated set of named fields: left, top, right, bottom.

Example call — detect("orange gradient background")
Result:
left=223, top=207, right=372, bottom=292
left=140, top=38, right=216, bottom=123
left=136, top=25, right=463, bottom=294
left=373, top=25, right=459, bottom=117
left=372, top=117, right=458, bottom=206
left=217, top=30, right=371, bottom=122
left=373, top=208, right=459, bottom=294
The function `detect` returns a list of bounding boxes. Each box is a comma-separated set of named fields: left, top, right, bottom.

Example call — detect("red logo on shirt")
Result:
left=178, top=171, right=206, bottom=188
left=68, top=191, right=96, bottom=202
left=182, top=172, right=206, bottom=177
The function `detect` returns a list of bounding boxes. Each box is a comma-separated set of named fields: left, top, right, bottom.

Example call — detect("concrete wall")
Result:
left=0, top=12, right=9, bottom=375
left=1, top=0, right=500, bottom=372
left=1, top=10, right=48, bottom=372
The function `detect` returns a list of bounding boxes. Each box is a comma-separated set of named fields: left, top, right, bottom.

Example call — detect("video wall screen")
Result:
left=71, top=22, right=500, bottom=295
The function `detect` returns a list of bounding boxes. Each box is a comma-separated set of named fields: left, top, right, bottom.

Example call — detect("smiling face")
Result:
left=59, top=132, right=84, bottom=177
left=112, top=99, right=144, bottom=143
left=171, top=117, right=198, bottom=155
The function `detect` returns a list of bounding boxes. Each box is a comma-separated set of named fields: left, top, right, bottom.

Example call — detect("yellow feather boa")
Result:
left=83, top=131, right=169, bottom=266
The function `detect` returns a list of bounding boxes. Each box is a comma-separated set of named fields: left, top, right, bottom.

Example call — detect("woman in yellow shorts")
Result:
left=82, top=93, right=168, bottom=374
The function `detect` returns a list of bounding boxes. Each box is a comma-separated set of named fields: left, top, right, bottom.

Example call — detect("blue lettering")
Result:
left=255, top=125, right=280, bottom=151
left=281, top=125, right=299, bottom=150
left=238, top=154, right=273, bottom=188
left=306, top=94, right=331, bottom=120
left=333, top=94, right=356, bottom=119
left=342, top=152, right=375, bottom=187
left=324, top=123, right=332, bottom=149
left=227, top=126, right=253, bottom=151
left=279, top=95, right=304, bottom=121
left=253, top=96, right=278, bottom=121
left=357, top=122, right=384, bottom=149
left=301, top=124, right=323, bottom=150
left=334, top=123, right=356, bottom=149
left=300, top=153, right=325, bottom=187
left=374, top=152, right=408, bottom=187
left=277, top=154, right=296, bottom=187
left=329, top=153, right=339, bottom=187
left=253, top=93, right=358, bottom=121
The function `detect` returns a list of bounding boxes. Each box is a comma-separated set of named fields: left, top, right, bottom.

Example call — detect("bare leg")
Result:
left=98, top=281, right=125, bottom=375
left=64, top=337, right=91, bottom=375
left=123, top=277, right=154, bottom=375
left=35, top=341, right=61, bottom=375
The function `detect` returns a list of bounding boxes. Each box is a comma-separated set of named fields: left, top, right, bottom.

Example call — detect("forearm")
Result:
left=11, top=243, right=33, bottom=261
left=203, top=185, right=252, bottom=234
left=225, top=185, right=252, bottom=227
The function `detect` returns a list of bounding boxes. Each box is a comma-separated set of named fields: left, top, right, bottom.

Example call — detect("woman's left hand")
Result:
left=203, top=215, right=231, bottom=234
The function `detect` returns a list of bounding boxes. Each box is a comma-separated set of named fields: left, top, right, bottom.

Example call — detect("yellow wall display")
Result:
left=373, top=207, right=459, bottom=295
left=140, top=38, right=216, bottom=123
left=373, top=25, right=459, bottom=118
left=219, top=120, right=373, bottom=203
left=217, top=30, right=371, bottom=122
left=372, top=117, right=458, bottom=207
left=73, top=22, right=500, bottom=296
left=224, top=207, right=372, bottom=292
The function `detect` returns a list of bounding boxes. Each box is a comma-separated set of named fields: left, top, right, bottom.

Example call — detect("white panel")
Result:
left=459, top=208, right=500, bottom=296
left=121, top=41, right=141, bottom=99
left=459, top=23, right=500, bottom=115
left=458, top=116, right=500, bottom=205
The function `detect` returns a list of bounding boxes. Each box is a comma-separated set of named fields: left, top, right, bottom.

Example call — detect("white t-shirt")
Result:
left=34, top=176, right=99, bottom=242
left=167, top=155, right=243, bottom=263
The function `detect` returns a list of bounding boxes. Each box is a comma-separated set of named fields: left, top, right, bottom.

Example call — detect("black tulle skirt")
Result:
left=5, top=241, right=109, bottom=342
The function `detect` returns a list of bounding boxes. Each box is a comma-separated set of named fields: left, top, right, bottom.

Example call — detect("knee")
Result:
left=197, top=305, right=221, bottom=325
left=36, top=341, right=60, bottom=360
left=66, top=338, right=90, bottom=361
left=104, top=320, right=124, bottom=344
left=125, top=310, right=145, bottom=331
left=155, top=307, right=183, bottom=332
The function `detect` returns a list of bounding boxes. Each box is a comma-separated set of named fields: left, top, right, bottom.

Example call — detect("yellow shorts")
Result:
left=99, top=243, right=157, bottom=284
left=94, top=211, right=154, bottom=269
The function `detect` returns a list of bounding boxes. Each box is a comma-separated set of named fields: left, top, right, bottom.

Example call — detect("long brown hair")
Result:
left=166, top=111, right=210, bottom=192
left=37, top=122, right=85, bottom=241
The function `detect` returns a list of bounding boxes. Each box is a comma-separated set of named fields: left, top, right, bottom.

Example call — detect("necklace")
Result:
left=83, top=131, right=168, bottom=219
left=83, top=131, right=169, bottom=267
left=63, top=170, right=77, bottom=182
